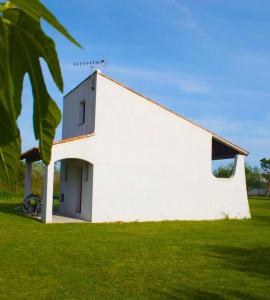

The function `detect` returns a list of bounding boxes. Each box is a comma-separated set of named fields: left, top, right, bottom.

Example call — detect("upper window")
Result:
left=79, top=100, right=86, bottom=125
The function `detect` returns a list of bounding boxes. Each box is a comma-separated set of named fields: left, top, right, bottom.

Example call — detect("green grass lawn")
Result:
left=0, top=197, right=269, bottom=300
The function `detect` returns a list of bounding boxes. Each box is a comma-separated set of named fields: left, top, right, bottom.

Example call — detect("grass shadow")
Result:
left=152, top=287, right=258, bottom=300
left=0, top=202, right=42, bottom=223
left=0, top=202, right=22, bottom=216
left=152, top=287, right=225, bottom=299
left=208, top=245, right=270, bottom=280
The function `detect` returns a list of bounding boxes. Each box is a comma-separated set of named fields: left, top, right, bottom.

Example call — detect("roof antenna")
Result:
left=73, top=59, right=107, bottom=75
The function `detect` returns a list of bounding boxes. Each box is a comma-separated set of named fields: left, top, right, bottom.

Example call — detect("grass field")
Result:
left=0, top=197, right=269, bottom=299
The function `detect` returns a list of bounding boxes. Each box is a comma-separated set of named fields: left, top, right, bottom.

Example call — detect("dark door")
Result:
left=76, top=166, right=83, bottom=213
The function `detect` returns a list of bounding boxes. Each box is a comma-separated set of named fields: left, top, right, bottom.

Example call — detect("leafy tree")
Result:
left=245, top=164, right=264, bottom=191
left=0, top=0, right=80, bottom=184
left=260, top=158, right=270, bottom=196
left=213, top=161, right=266, bottom=192
left=213, top=163, right=234, bottom=178
left=0, top=160, right=60, bottom=197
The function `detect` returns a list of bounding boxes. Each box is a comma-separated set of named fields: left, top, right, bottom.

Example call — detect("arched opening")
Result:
left=211, top=137, right=238, bottom=178
left=212, top=158, right=235, bottom=178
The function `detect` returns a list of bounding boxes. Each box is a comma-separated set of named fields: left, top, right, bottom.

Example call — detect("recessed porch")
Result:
left=20, top=134, right=94, bottom=223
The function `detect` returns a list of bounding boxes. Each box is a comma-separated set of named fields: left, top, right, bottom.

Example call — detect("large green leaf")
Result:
left=10, top=0, right=81, bottom=48
left=4, top=9, right=61, bottom=165
left=0, top=134, right=21, bottom=185
left=0, top=0, right=81, bottom=184
left=0, top=17, right=21, bottom=183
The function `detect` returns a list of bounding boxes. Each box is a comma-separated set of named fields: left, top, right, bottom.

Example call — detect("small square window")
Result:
left=79, top=100, right=86, bottom=125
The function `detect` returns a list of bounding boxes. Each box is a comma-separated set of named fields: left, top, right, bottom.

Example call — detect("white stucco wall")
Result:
left=62, top=74, right=96, bottom=139
left=90, top=73, right=250, bottom=222
left=44, top=71, right=250, bottom=223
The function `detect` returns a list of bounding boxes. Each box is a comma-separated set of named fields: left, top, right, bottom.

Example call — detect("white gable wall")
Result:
left=88, top=73, right=250, bottom=222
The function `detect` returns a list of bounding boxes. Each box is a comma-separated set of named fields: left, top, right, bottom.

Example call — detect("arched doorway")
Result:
left=41, top=157, right=94, bottom=223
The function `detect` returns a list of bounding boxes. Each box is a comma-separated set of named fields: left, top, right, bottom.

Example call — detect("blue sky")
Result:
left=19, top=0, right=270, bottom=166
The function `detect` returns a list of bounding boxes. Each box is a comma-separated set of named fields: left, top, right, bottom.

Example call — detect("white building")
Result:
left=21, top=70, right=250, bottom=223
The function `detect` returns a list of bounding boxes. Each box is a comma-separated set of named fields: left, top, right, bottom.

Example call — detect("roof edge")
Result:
left=64, top=71, right=98, bottom=98
left=53, top=133, right=95, bottom=145
left=20, top=134, right=95, bottom=161
left=98, top=72, right=249, bottom=156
